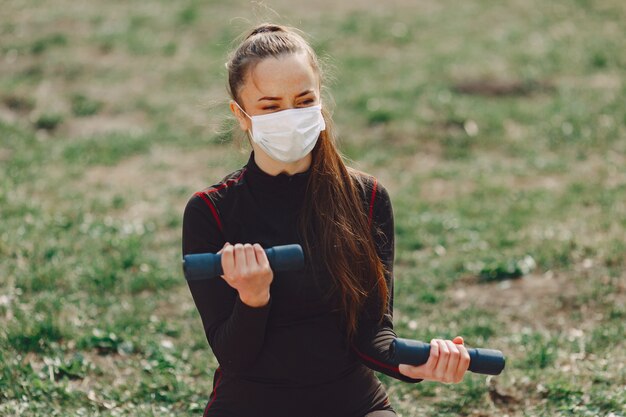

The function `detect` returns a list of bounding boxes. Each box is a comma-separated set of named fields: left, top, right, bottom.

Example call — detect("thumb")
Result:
left=453, top=336, right=464, bottom=345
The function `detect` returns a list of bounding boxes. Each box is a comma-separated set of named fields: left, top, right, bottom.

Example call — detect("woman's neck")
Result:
left=253, top=148, right=312, bottom=176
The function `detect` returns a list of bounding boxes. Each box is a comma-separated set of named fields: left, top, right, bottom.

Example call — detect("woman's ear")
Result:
left=230, top=100, right=250, bottom=131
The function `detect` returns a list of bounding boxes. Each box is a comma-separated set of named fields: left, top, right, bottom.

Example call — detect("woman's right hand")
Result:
left=217, top=242, right=273, bottom=307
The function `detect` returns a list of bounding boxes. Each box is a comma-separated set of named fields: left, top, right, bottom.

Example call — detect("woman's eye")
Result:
left=299, top=99, right=315, bottom=106
left=262, top=106, right=279, bottom=110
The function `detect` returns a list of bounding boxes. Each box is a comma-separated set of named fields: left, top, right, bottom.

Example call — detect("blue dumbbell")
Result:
left=182, top=244, right=304, bottom=281
left=391, top=338, right=505, bottom=375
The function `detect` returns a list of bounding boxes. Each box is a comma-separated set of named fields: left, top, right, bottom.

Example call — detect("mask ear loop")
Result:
left=232, top=100, right=254, bottom=144
left=232, top=100, right=256, bottom=148
left=233, top=100, right=252, bottom=120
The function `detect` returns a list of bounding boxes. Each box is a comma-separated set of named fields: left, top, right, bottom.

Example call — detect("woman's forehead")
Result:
left=242, top=52, right=319, bottom=101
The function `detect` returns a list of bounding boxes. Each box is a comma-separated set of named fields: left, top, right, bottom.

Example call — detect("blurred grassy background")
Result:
left=1, top=0, right=625, bottom=416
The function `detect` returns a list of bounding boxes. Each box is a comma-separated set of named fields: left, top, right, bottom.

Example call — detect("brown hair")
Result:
left=225, top=23, right=389, bottom=343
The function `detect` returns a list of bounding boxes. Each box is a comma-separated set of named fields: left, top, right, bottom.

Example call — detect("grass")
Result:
left=1, top=0, right=625, bottom=416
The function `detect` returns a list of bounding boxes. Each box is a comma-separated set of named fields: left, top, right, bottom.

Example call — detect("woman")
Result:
left=182, top=23, right=470, bottom=417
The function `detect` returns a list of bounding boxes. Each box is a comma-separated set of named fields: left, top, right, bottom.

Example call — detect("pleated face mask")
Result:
left=234, top=101, right=326, bottom=163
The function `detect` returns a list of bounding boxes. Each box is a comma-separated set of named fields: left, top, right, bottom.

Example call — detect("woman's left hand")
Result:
left=398, top=336, right=470, bottom=383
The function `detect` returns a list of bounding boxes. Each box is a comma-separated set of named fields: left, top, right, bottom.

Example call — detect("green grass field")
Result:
left=1, top=0, right=625, bottom=415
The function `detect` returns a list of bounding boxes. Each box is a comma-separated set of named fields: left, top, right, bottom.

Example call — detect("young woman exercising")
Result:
left=182, top=23, right=470, bottom=417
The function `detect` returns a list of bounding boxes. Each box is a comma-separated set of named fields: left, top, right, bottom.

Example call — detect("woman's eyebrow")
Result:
left=296, top=89, right=314, bottom=98
left=257, top=89, right=314, bottom=102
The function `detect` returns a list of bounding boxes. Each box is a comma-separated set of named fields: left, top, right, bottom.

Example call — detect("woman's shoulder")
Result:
left=185, top=166, right=248, bottom=212
left=347, top=167, right=389, bottom=203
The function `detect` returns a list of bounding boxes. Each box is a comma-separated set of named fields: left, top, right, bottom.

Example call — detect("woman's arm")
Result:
left=351, top=180, right=423, bottom=383
left=182, top=194, right=272, bottom=373
left=353, top=181, right=471, bottom=384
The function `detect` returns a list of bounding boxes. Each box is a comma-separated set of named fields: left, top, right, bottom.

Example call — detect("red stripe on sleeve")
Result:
left=193, top=168, right=247, bottom=234
left=205, top=168, right=247, bottom=195
left=195, top=191, right=223, bottom=233
left=368, top=177, right=378, bottom=227
left=203, top=367, right=223, bottom=416
left=352, top=345, right=400, bottom=373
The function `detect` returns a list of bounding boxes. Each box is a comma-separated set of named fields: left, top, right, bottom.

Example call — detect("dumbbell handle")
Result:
left=182, top=244, right=304, bottom=281
left=391, top=338, right=505, bottom=375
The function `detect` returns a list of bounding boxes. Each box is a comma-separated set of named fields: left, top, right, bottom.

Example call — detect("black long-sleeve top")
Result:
left=182, top=151, right=422, bottom=417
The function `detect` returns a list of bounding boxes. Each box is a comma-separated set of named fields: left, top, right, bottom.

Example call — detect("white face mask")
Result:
left=234, top=101, right=326, bottom=163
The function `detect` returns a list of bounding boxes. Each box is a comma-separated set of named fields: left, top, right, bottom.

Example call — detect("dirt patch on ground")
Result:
left=60, top=112, right=150, bottom=138
left=449, top=271, right=570, bottom=331
left=0, top=147, right=13, bottom=162
left=79, top=144, right=242, bottom=221
left=372, top=141, right=448, bottom=197
left=452, top=78, right=555, bottom=97
left=155, top=283, right=197, bottom=320
left=559, top=72, right=623, bottom=91
left=418, top=177, right=477, bottom=202
left=448, top=265, right=625, bottom=335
